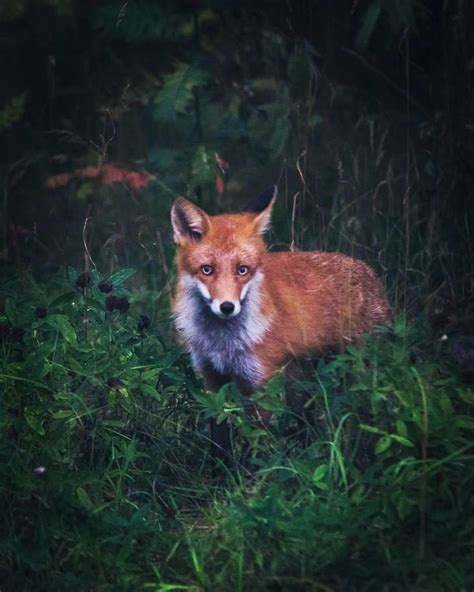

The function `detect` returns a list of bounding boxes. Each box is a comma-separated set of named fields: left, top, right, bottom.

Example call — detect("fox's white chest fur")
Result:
left=174, top=272, right=271, bottom=387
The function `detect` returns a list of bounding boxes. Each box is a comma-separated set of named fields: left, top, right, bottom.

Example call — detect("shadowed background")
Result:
left=1, top=0, right=473, bottom=319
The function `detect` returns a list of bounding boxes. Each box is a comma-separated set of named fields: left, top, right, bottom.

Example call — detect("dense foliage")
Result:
left=1, top=269, right=473, bottom=590
left=1, top=0, right=473, bottom=590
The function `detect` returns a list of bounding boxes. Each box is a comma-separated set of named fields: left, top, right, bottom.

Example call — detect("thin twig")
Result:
left=289, top=192, right=300, bottom=252
left=82, top=208, right=96, bottom=273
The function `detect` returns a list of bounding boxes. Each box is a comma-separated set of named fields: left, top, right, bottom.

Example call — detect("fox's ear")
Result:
left=171, top=197, right=210, bottom=244
left=250, top=186, right=277, bottom=235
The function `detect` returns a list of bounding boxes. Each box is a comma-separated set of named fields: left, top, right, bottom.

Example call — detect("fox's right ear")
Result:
left=171, top=197, right=210, bottom=244
left=244, top=186, right=277, bottom=215
left=247, top=186, right=277, bottom=235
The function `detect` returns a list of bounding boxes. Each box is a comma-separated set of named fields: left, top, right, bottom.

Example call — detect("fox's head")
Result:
left=171, top=187, right=276, bottom=319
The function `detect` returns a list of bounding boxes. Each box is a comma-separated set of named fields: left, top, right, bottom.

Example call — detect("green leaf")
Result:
left=455, top=416, right=474, bottom=430
left=77, top=487, right=93, bottom=510
left=141, top=384, right=161, bottom=400
left=375, top=435, right=392, bottom=454
left=355, top=0, right=383, bottom=50
left=108, top=268, right=137, bottom=287
left=250, top=78, right=279, bottom=93
left=459, top=388, right=474, bottom=406
left=191, top=145, right=216, bottom=188
left=359, top=423, right=386, bottom=436
left=351, top=484, right=365, bottom=504
left=390, top=435, right=414, bottom=448
left=396, top=420, right=408, bottom=437
left=0, top=93, right=27, bottom=132
left=192, top=383, right=238, bottom=418
left=312, top=463, right=328, bottom=484
left=142, top=369, right=161, bottom=382
left=46, top=315, right=77, bottom=344
left=438, top=392, right=453, bottom=415
left=49, top=291, right=76, bottom=308
left=51, top=409, right=76, bottom=419
left=67, top=267, right=78, bottom=283
left=24, top=408, right=45, bottom=435
left=393, top=314, right=407, bottom=337
left=5, top=298, right=18, bottom=326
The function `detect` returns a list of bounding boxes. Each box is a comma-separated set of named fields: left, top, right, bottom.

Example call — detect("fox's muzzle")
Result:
left=209, top=298, right=241, bottom=319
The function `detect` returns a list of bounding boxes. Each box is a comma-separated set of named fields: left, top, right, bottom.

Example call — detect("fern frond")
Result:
left=153, top=64, right=208, bottom=121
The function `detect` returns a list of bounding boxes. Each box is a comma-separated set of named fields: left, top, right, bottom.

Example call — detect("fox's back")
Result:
left=256, top=251, right=390, bottom=364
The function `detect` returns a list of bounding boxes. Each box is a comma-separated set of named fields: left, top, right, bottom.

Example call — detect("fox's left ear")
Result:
left=171, top=197, right=210, bottom=244
left=248, top=186, right=277, bottom=235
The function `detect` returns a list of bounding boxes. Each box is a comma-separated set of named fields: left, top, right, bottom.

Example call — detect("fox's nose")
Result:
left=220, top=301, right=235, bottom=316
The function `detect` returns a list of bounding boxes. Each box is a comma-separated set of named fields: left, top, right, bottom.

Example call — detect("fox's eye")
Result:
left=201, top=265, right=214, bottom=275
left=237, top=265, right=249, bottom=276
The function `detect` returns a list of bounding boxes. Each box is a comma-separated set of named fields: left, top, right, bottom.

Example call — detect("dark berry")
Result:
left=35, top=307, right=48, bottom=319
left=117, top=297, right=130, bottom=312
left=106, top=295, right=118, bottom=312
left=76, top=271, right=91, bottom=289
left=106, top=295, right=130, bottom=313
left=11, top=327, right=25, bottom=341
left=0, top=325, right=25, bottom=342
left=98, top=281, right=113, bottom=293
left=107, top=377, right=123, bottom=389
left=138, top=315, right=151, bottom=331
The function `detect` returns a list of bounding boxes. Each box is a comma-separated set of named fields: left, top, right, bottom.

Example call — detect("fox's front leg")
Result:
left=202, top=369, right=232, bottom=462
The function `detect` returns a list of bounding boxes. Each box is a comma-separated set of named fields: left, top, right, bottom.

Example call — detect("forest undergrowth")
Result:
left=1, top=265, right=473, bottom=591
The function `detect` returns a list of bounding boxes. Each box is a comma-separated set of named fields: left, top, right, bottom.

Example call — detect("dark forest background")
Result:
left=2, top=0, right=473, bottom=307
left=1, top=1, right=474, bottom=590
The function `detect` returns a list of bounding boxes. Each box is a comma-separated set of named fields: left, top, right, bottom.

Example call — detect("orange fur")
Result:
left=252, top=251, right=390, bottom=383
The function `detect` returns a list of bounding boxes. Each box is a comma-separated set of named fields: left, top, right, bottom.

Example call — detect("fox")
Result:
left=171, top=186, right=390, bottom=455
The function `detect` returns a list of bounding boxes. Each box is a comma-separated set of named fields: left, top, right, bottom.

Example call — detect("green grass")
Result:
left=1, top=268, right=473, bottom=591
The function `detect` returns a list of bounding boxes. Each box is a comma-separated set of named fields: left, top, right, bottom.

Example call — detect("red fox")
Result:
left=171, top=187, right=390, bottom=452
